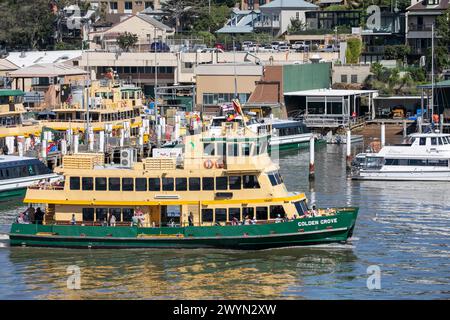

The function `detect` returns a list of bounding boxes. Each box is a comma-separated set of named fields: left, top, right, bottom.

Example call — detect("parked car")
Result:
left=320, top=44, right=338, bottom=52
left=226, top=42, right=242, bottom=51
left=277, top=44, right=290, bottom=52
left=200, top=47, right=224, bottom=53
left=214, top=43, right=225, bottom=51
left=150, top=42, right=170, bottom=52
left=242, top=41, right=254, bottom=51
left=259, top=44, right=274, bottom=53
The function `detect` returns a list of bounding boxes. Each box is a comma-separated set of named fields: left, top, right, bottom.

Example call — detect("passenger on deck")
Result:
left=131, top=214, right=139, bottom=227
left=275, top=214, right=282, bottom=223
left=231, top=217, right=239, bottom=226
left=310, top=205, right=318, bottom=217
left=251, top=217, right=257, bottom=225
left=102, top=217, right=108, bottom=227
left=188, top=212, right=194, bottom=226
left=27, top=205, right=35, bottom=224
left=110, top=214, right=116, bottom=227
left=35, top=207, right=44, bottom=224
left=243, top=215, right=251, bottom=225
left=70, top=214, right=76, bottom=225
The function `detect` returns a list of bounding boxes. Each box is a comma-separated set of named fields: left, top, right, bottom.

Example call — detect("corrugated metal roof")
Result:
left=0, top=89, right=25, bottom=97
left=7, top=63, right=88, bottom=78
left=4, top=50, right=82, bottom=68
left=284, top=88, right=378, bottom=96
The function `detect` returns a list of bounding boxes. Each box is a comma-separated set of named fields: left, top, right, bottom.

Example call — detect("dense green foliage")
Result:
left=117, top=32, right=139, bottom=52
left=345, top=38, right=362, bottom=64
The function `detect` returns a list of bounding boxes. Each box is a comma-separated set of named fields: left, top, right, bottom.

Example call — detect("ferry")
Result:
left=9, top=122, right=358, bottom=249
left=209, top=116, right=318, bottom=151
left=0, top=155, right=59, bottom=200
left=0, top=80, right=145, bottom=140
left=352, top=132, right=450, bottom=181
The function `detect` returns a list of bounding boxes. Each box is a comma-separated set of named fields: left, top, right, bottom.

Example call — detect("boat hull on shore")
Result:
left=9, top=209, right=358, bottom=250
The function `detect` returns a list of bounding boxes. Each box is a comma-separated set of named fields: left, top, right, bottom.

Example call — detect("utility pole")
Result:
left=431, top=23, right=434, bottom=122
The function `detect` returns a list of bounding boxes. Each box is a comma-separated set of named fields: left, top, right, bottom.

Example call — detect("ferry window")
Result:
left=123, top=208, right=134, bottom=221
left=19, top=166, right=28, bottom=177
left=135, top=178, right=147, bottom=191
left=241, top=143, right=251, bottom=156
left=216, top=143, right=226, bottom=156
left=243, top=175, right=260, bottom=189
left=202, top=177, right=214, bottom=190
left=202, top=209, right=213, bottom=222
left=257, top=140, right=268, bottom=154
left=228, top=208, right=241, bottom=221
left=419, top=138, right=426, bottom=145
left=149, top=178, right=161, bottom=191
left=443, top=137, right=449, bottom=144
left=109, top=208, right=122, bottom=222
left=70, top=177, right=80, bottom=190
left=229, top=176, right=241, bottom=190
left=385, top=159, right=399, bottom=165
left=95, top=177, right=107, bottom=191
left=28, top=165, right=36, bottom=176
left=82, top=208, right=94, bottom=222
left=189, top=177, right=201, bottom=191
left=428, top=159, right=448, bottom=166
left=109, top=177, right=121, bottom=191
left=438, top=138, right=443, bottom=145
left=203, top=143, right=215, bottom=156
left=96, top=208, right=108, bottom=221
left=122, top=178, right=134, bottom=191
left=408, top=159, right=427, bottom=166
left=256, top=207, right=268, bottom=220
left=162, top=178, right=174, bottom=191
left=294, top=201, right=308, bottom=216
left=398, top=159, right=408, bottom=166
left=267, top=172, right=278, bottom=186
left=215, top=177, right=228, bottom=190
left=215, top=208, right=227, bottom=222
left=242, top=207, right=254, bottom=219
left=82, top=177, right=94, bottom=191
left=431, top=137, right=437, bottom=145
left=270, top=205, right=286, bottom=219
left=176, top=178, right=188, bottom=191
left=227, top=143, right=239, bottom=157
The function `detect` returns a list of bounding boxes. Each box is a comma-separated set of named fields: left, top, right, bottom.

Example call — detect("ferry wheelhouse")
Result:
left=352, top=132, right=450, bottom=181
left=210, top=116, right=316, bottom=151
left=9, top=122, right=358, bottom=249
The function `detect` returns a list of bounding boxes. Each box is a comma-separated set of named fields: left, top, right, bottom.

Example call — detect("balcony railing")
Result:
left=408, top=24, right=433, bottom=32
left=254, top=20, right=280, bottom=28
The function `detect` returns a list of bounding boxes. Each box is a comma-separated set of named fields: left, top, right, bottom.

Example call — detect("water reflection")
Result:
left=7, top=246, right=357, bottom=300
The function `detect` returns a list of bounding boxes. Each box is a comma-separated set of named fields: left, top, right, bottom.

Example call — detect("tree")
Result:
left=345, top=38, right=362, bottom=64
left=384, top=45, right=410, bottom=61
left=432, top=7, right=450, bottom=73
left=162, top=0, right=202, bottom=33
left=287, top=18, right=307, bottom=34
left=192, top=4, right=231, bottom=34
left=117, top=32, right=138, bottom=52
left=0, top=0, right=62, bottom=50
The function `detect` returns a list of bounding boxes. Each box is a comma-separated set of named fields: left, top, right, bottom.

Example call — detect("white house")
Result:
left=256, top=0, right=319, bottom=37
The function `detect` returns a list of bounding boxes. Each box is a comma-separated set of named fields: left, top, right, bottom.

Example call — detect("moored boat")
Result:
left=9, top=121, right=358, bottom=249
left=352, top=132, right=450, bottom=181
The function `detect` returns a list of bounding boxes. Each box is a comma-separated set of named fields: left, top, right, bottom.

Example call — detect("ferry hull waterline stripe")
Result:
left=9, top=209, right=358, bottom=250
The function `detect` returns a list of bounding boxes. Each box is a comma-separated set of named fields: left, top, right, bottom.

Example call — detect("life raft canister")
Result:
left=204, top=159, right=214, bottom=169
left=215, top=158, right=225, bottom=169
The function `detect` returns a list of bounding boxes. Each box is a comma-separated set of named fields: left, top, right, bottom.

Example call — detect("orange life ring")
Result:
left=204, top=159, right=214, bottom=169
left=215, top=158, right=225, bottom=169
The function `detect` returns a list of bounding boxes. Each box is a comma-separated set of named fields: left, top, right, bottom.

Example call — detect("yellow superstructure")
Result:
left=25, top=122, right=308, bottom=227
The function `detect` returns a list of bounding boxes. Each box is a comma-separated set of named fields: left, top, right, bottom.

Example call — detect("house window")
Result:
left=351, top=75, right=358, bottom=83
left=341, top=75, right=348, bottom=83
left=124, top=1, right=133, bottom=10
left=110, top=1, right=118, bottom=10
left=145, top=2, right=153, bottom=9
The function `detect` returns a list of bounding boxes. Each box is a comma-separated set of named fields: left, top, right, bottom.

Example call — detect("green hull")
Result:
left=0, top=188, right=27, bottom=201
left=9, top=208, right=358, bottom=250
left=269, top=139, right=326, bottom=152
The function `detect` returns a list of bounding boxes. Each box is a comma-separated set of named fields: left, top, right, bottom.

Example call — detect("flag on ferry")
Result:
left=232, top=99, right=243, bottom=115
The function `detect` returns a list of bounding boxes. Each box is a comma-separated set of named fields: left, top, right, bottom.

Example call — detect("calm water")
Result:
left=0, top=144, right=449, bottom=300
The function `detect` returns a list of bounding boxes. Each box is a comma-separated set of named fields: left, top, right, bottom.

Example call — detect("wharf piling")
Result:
left=346, top=130, right=352, bottom=171
left=309, top=136, right=315, bottom=181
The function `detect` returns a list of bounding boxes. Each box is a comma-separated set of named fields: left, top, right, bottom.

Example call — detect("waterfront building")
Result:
left=241, top=0, right=272, bottom=10
left=405, top=0, right=450, bottom=58
left=88, top=14, right=174, bottom=52
left=256, top=0, right=319, bottom=37
left=216, top=8, right=261, bottom=36
left=86, top=0, right=161, bottom=14
left=7, top=64, right=89, bottom=111
left=284, top=88, right=378, bottom=128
